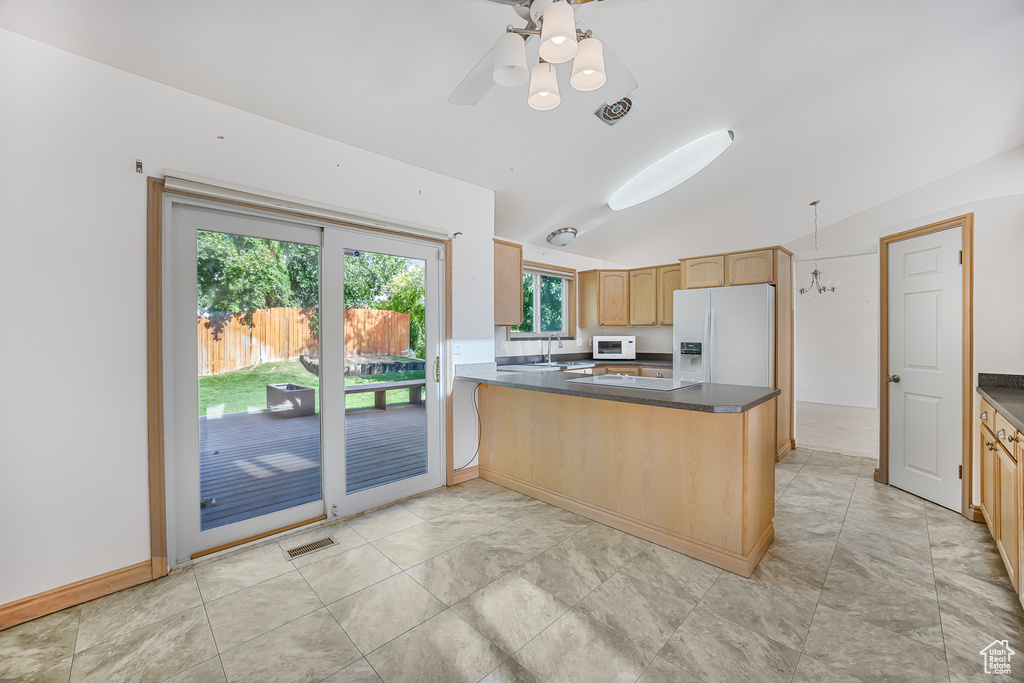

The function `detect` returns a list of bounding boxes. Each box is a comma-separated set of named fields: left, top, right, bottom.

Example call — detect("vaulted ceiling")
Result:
left=3, top=0, right=1023, bottom=265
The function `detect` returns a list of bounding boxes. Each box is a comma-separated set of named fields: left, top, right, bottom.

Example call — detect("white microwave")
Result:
left=593, top=335, right=636, bottom=360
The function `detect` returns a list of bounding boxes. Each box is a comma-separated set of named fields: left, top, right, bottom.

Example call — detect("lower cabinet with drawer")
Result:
left=977, top=394, right=1022, bottom=601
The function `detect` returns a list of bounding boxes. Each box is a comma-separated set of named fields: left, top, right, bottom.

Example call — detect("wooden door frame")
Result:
left=875, top=213, right=973, bottom=519
left=146, top=178, right=456, bottom=577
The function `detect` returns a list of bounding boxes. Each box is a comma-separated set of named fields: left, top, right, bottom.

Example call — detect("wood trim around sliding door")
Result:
left=147, top=177, right=169, bottom=580
left=876, top=213, right=973, bottom=519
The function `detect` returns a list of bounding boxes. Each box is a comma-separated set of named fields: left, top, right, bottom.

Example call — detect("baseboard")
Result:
left=967, top=505, right=986, bottom=524
left=775, top=441, right=793, bottom=462
left=479, top=467, right=769, bottom=577
left=0, top=560, right=152, bottom=631
left=451, top=466, right=479, bottom=485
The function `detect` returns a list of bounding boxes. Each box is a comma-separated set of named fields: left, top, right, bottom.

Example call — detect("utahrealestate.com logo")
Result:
left=980, top=640, right=1015, bottom=675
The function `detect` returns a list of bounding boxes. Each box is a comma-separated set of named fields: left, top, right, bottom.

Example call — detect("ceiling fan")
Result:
left=449, top=0, right=638, bottom=113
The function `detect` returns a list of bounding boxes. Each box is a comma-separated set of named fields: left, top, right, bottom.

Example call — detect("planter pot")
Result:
left=266, top=383, right=316, bottom=418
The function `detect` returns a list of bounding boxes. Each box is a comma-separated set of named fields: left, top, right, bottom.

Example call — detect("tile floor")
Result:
left=3, top=449, right=1023, bottom=683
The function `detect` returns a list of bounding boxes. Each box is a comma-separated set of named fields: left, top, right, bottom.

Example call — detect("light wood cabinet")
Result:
left=599, top=272, right=630, bottom=326
left=981, top=427, right=997, bottom=534
left=578, top=270, right=630, bottom=327
left=977, top=394, right=1022, bottom=600
left=997, top=444, right=1019, bottom=588
left=494, top=239, right=523, bottom=326
left=684, top=256, right=725, bottom=288
left=640, top=367, right=669, bottom=378
left=629, top=268, right=658, bottom=326
left=726, top=249, right=775, bottom=286
left=657, top=265, right=682, bottom=325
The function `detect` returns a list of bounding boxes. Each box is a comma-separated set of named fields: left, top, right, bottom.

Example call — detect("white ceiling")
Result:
left=3, top=0, right=1023, bottom=265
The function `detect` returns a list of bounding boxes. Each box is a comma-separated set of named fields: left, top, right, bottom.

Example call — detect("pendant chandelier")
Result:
left=799, top=200, right=841, bottom=295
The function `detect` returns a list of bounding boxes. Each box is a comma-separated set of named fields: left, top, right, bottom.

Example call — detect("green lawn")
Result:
left=198, top=359, right=425, bottom=415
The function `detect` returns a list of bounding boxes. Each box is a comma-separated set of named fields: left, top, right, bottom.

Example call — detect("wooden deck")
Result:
left=199, top=405, right=426, bottom=530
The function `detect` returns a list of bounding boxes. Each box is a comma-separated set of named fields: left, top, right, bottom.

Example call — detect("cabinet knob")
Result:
left=997, top=429, right=1006, bottom=440
left=980, top=411, right=988, bottom=420
left=718, top=280, right=723, bottom=285
left=730, top=279, right=734, bottom=284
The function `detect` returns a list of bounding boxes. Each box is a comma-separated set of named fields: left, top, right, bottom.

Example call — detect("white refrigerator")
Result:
left=672, top=284, right=775, bottom=386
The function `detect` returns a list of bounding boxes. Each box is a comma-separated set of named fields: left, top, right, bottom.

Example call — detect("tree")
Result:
left=197, top=231, right=319, bottom=336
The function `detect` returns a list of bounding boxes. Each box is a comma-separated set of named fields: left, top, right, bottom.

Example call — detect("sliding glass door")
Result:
left=321, top=229, right=444, bottom=517
left=165, top=197, right=445, bottom=564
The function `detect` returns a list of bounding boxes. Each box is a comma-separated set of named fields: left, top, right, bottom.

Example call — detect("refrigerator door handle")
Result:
left=703, top=309, right=713, bottom=383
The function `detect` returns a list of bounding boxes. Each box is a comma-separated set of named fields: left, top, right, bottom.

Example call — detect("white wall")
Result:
left=0, top=29, right=495, bottom=606
left=794, top=255, right=879, bottom=407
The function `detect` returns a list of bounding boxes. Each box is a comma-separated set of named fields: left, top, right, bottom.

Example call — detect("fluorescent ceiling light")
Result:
left=608, top=130, right=734, bottom=211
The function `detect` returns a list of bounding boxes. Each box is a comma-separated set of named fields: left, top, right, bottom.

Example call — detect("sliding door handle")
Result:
left=434, top=357, right=440, bottom=382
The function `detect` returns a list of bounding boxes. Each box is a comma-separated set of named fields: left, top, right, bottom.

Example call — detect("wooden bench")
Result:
left=345, top=379, right=425, bottom=410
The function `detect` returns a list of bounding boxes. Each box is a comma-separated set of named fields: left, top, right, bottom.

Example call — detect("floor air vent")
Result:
left=286, top=537, right=335, bottom=559
left=595, top=97, right=633, bottom=126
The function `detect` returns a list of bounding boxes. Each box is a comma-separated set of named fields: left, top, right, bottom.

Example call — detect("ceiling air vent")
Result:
left=595, top=97, right=633, bottom=126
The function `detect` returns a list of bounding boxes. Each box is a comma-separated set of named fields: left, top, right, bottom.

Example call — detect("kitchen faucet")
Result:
left=546, top=332, right=563, bottom=364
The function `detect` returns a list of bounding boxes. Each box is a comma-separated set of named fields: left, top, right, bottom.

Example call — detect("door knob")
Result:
left=886, top=374, right=901, bottom=383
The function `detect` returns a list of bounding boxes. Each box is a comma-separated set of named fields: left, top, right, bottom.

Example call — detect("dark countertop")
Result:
left=978, top=385, right=1024, bottom=434
left=456, top=370, right=779, bottom=414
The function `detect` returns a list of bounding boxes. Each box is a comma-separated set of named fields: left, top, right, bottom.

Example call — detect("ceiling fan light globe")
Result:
left=570, top=37, right=606, bottom=91
left=492, top=32, right=529, bottom=87
left=528, top=62, right=561, bottom=110
left=539, top=0, right=578, bottom=63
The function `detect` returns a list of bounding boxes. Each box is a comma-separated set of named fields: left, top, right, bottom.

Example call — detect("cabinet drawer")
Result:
left=640, top=367, right=670, bottom=379
left=605, top=366, right=638, bottom=376
left=980, top=397, right=996, bottom=434
left=995, top=412, right=1019, bottom=461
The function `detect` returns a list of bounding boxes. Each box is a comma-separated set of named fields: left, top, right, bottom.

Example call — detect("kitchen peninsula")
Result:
left=456, top=370, right=780, bottom=576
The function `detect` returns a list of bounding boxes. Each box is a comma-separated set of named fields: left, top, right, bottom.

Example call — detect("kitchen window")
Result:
left=511, top=263, right=576, bottom=339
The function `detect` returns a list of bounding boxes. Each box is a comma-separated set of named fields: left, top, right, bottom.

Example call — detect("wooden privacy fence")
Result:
left=198, top=307, right=410, bottom=376
left=343, top=309, right=410, bottom=358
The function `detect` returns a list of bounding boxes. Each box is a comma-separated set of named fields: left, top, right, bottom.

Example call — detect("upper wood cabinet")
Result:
left=629, top=268, right=658, bottom=326
left=656, top=265, right=682, bottom=325
left=578, top=270, right=629, bottom=327
left=599, top=271, right=630, bottom=326
left=727, top=249, right=775, bottom=286
left=494, top=239, right=523, bottom=326
left=684, top=256, right=725, bottom=288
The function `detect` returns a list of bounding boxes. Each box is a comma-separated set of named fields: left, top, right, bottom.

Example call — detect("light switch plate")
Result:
left=454, top=344, right=462, bottom=355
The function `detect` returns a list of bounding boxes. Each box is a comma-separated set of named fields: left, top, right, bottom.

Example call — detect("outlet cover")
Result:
left=576, top=338, right=583, bottom=346
left=802, top=384, right=808, bottom=391
left=454, top=343, right=462, bottom=355
left=499, top=339, right=506, bottom=350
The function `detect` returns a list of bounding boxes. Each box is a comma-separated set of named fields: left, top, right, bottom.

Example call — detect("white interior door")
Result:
left=321, top=228, right=445, bottom=518
left=887, top=226, right=963, bottom=510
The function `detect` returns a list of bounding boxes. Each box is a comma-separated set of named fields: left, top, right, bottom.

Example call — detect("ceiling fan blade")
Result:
left=448, top=45, right=497, bottom=105
left=601, top=43, right=637, bottom=98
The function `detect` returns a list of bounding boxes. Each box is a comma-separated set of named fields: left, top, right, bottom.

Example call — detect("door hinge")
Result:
left=958, top=250, right=963, bottom=265
left=958, top=464, right=963, bottom=479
